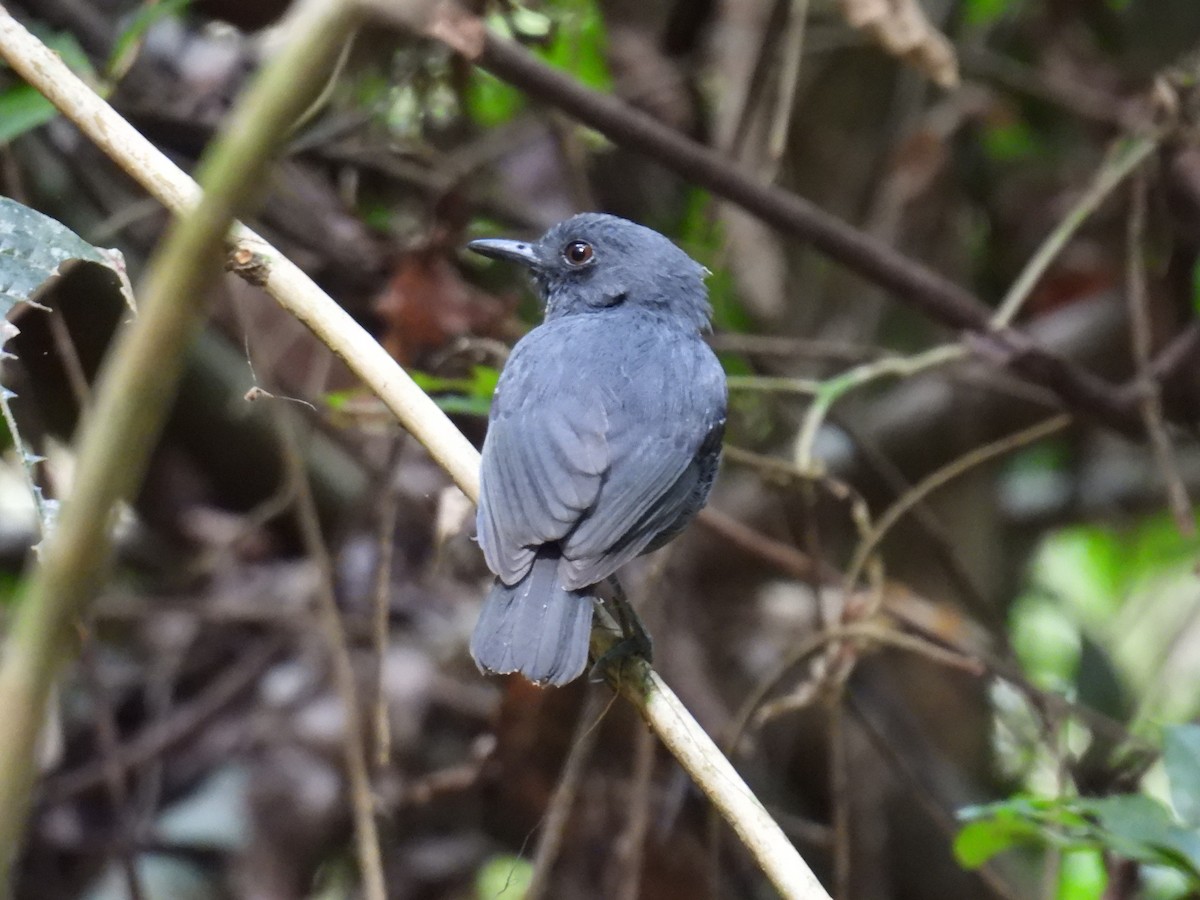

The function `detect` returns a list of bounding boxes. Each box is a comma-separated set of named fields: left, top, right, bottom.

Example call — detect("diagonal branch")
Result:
left=0, top=0, right=364, bottom=886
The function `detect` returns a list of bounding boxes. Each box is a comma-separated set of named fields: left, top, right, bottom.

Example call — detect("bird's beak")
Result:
left=467, top=238, right=540, bottom=269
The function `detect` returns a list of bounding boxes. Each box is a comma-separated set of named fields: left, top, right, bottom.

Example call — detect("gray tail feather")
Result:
left=470, top=548, right=593, bottom=686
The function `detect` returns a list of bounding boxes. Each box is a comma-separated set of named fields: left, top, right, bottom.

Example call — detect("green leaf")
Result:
left=1083, top=795, right=1200, bottom=880
left=954, top=818, right=1036, bottom=867
left=0, top=197, right=134, bottom=538
left=466, top=69, right=525, bottom=128
left=432, top=394, right=492, bottom=417
left=1057, top=849, right=1107, bottom=900
left=408, top=366, right=498, bottom=418
left=1086, top=794, right=1177, bottom=848
left=541, top=0, right=611, bottom=93
left=0, top=30, right=94, bottom=145
left=955, top=797, right=1090, bottom=867
left=1165, top=725, right=1200, bottom=828
left=108, top=0, right=193, bottom=78
left=982, top=119, right=1039, bottom=163
left=963, top=0, right=1012, bottom=27
left=0, top=197, right=132, bottom=313
left=1192, top=258, right=1200, bottom=317
left=467, top=0, right=611, bottom=128
left=0, top=85, right=61, bottom=145
left=1009, top=591, right=1081, bottom=689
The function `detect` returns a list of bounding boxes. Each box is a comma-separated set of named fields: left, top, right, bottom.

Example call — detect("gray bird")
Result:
left=466, top=213, right=727, bottom=686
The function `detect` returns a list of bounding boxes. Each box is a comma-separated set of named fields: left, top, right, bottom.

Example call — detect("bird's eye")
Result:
left=563, top=241, right=594, bottom=266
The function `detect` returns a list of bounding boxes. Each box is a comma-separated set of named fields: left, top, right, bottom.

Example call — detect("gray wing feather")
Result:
left=559, top=450, right=702, bottom=588
left=558, top=343, right=726, bottom=589
left=476, top=335, right=608, bottom=584
left=477, top=315, right=725, bottom=591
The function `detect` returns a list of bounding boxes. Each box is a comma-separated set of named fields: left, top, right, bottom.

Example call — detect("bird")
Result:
left=466, top=213, right=727, bottom=686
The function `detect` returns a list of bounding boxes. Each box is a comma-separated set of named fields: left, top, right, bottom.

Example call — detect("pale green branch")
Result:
left=0, top=0, right=363, bottom=886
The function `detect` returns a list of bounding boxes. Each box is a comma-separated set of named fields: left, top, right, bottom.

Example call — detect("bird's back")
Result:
left=477, top=307, right=726, bottom=590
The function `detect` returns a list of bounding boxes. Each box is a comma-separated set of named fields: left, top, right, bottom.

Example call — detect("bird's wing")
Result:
left=476, top=329, right=609, bottom=584
left=557, top=341, right=726, bottom=590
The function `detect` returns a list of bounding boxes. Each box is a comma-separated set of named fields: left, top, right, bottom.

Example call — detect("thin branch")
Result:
left=279, top=411, right=387, bottom=900
left=727, top=374, right=823, bottom=396
left=526, top=687, right=606, bottom=900
left=592, top=627, right=830, bottom=900
left=696, top=506, right=833, bottom=583
left=612, top=721, right=656, bottom=900
left=992, top=133, right=1161, bottom=327
left=766, top=0, right=812, bottom=167
left=0, top=0, right=362, bottom=884
left=793, top=345, right=966, bottom=474
left=959, top=45, right=1136, bottom=130
left=843, top=414, right=1073, bottom=594
left=372, top=474, right=400, bottom=768
left=708, top=332, right=884, bottom=363
left=1124, top=170, right=1194, bottom=535
left=0, top=8, right=832, bottom=897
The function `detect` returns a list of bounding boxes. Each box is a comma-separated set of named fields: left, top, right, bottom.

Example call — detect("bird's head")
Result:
left=468, top=213, right=712, bottom=330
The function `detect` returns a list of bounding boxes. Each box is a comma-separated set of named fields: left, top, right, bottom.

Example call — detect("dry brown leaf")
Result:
left=838, top=0, right=959, bottom=88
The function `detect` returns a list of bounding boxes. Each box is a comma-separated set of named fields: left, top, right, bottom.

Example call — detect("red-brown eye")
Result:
left=563, top=241, right=594, bottom=266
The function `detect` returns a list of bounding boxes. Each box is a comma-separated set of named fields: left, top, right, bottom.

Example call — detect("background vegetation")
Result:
left=1, top=0, right=1199, bottom=897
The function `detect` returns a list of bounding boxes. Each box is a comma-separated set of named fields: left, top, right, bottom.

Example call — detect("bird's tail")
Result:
left=470, top=547, right=593, bottom=686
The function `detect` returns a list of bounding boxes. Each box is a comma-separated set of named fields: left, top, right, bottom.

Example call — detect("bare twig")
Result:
left=278, top=411, right=387, bottom=900
left=843, top=414, right=1073, bottom=594
left=0, top=0, right=362, bottom=884
left=372, top=478, right=400, bottom=768
left=767, top=0, right=812, bottom=167
left=526, top=688, right=607, bottom=900
left=837, top=0, right=958, bottom=88
left=960, top=46, right=1134, bottom=130
left=612, top=721, right=657, bottom=900
left=1124, top=171, right=1194, bottom=535
left=992, top=133, right=1161, bottom=327
left=708, top=332, right=884, bottom=363
left=727, top=374, right=823, bottom=396
left=829, top=697, right=850, bottom=900
left=793, top=345, right=966, bottom=474
left=43, top=637, right=285, bottom=803
left=697, top=506, right=832, bottom=583
left=592, top=627, right=830, bottom=899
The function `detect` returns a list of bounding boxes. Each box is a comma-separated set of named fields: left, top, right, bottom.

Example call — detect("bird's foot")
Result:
left=589, top=576, right=654, bottom=681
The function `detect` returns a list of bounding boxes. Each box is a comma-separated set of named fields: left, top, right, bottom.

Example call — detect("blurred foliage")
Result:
left=0, top=29, right=93, bottom=144
left=466, top=0, right=612, bottom=128
left=408, top=365, right=501, bottom=418
left=323, top=365, right=501, bottom=420
left=1011, top=513, right=1200, bottom=723
left=958, top=726, right=1200, bottom=898
left=107, top=0, right=193, bottom=79
left=475, top=855, right=533, bottom=899
left=976, top=495, right=1200, bottom=897
left=961, top=0, right=1013, bottom=29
